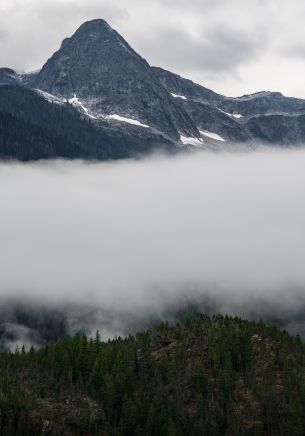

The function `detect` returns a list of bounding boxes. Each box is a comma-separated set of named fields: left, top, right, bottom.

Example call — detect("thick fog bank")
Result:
left=1, top=148, right=305, bottom=347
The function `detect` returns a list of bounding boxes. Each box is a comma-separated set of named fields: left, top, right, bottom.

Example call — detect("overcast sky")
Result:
left=0, top=0, right=305, bottom=97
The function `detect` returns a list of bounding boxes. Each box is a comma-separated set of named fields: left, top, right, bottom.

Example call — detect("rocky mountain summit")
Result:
left=28, top=19, right=198, bottom=141
left=1, top=19, right=305, bottom=160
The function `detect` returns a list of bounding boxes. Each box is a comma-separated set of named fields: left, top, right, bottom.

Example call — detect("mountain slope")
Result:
left=0, top=85, right=173, bottom=160
left=245, top=113, right=305, bottom=144
left=221, top=91, right=305, bottom=117
left=152, top=68, right=251, bottom=142
left=152, top=66, right=305, bottom=144
left=0, top=315, right=304, bottom=435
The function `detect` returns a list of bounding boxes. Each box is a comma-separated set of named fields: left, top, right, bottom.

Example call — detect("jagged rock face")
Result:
left=153, top=67, right=305, bottom=118
left=30, top=19, right=198, bottom=140
left=245, top=113, right=305, bottom=144
left=32, top=20, right=149, bottom=98
left=152, top=67, right=250, bottom=142
left=153, top=66, right=305, bottom=143
left=152, top=66, right=223, bottom=105
left=181, top=101, right=251, bottom=142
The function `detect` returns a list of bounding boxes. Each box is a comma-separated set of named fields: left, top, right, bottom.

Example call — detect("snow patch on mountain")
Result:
left=180, top=135, right=203, bottom=146
left=171, top=93, right=187, bottom=100
left=217, top=108, right=242, bottom=119
left=106, top=114, right=149, bottom=128
left=200, top=130, right=225, bottom=142
left=69, top=94, right=97, bottom=119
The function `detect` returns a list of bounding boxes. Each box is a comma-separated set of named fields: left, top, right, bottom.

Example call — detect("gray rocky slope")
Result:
left=1, top=18, right=305, bottom=153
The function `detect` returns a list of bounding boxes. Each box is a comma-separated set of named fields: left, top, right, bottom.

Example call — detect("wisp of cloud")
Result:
left=1, top=148, right=305, bottom=347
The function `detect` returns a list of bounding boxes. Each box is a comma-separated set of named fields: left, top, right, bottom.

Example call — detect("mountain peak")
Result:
left=75, top=18, right=113, bottom=34
left=28, top=19, right=200, bottom=140
left=58, top=19, right=115, bottom=50
left=31, top=17, right=142, bottom=98
left=67, top=18, right=120, bottom=46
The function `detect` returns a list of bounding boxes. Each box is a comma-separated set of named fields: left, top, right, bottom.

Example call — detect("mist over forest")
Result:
left=1, top=147, right=305, bottom=349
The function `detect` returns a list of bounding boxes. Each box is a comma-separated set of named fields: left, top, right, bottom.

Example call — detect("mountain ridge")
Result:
left=1, top=18, right=305, bottom=160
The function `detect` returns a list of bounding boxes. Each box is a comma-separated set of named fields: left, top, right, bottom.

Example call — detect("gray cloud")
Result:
left=138, top=23, right=264, bottom=77
left=0, top=27, right=8, bottom=42
left=282, top=43, right=305, bottom=60
left=1, top=149, right=305, bottom=344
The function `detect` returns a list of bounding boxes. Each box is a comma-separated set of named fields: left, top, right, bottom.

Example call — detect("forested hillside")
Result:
left=0, top=315, right=304, bottom=435
left=0, top=111, right=84, bottom=160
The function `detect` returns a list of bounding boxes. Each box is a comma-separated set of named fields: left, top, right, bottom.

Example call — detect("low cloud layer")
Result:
left=1, top=148, right=305, bottom=346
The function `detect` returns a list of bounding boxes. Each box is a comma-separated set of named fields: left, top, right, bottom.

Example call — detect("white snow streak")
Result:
left=180, top=135, right=203, bottom=146
left=69, top=94, right=97, bottom=119
left=171, top=93, right=187, bottom=100
left=217, top=107, right=242, bottom=119
left=106, top=114, right=149, bottom=128
left=200, top=130, right=225, bottom=142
